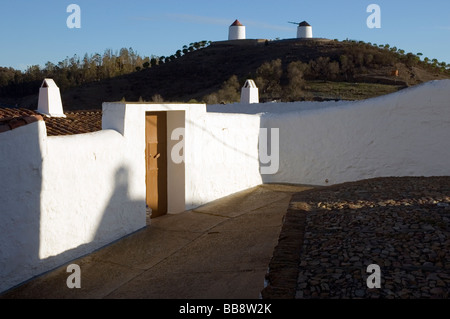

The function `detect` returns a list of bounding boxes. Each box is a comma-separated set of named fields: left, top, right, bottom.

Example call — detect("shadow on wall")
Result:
left=93, top=166, right=145, bottom=245
left=35, top=165, right=144, bottom=283
left=0, top=146, right=145, bottom=294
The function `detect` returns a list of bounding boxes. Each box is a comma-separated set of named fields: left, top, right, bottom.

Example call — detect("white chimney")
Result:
left=241, top=79, right=259, bottom=104
left=37, top=78, right=66, bottom=118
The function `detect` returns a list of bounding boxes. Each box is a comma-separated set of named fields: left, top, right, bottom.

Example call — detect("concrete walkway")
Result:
left=1, top=184, right=313, bottom=299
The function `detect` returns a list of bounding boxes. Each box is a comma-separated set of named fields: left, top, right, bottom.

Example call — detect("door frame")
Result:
left=145, top=111, right=168, bottom=218
left=145, top=110, right=186, bottom=217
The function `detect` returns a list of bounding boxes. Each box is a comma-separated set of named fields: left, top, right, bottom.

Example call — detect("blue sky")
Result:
left=1, top=0, right=449, bottom=71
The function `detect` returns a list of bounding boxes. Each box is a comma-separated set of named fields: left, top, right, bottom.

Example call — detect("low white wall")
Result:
left=0, top=117, right=146, bottom=293
left=260, top=80, right=450, bottom=185
left=210, top=79, right=450, bottom=186
left=39, top=130, right=146, bottom=265
left=0, top=121, right=46, bottom=293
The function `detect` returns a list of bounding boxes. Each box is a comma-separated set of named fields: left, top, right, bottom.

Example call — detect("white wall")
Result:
left=185, top=112, right=262, bottom=209
left=0, top=113, right=146, bottom=293
left=39, top=130, right=146, bottom=264
left=102, top=103, right=263, bottom=211
left=262, top=80, right=450, bottom=185
left=210, top=79, right=450, bottom=186
left=0, top=121, right=46, bottom=293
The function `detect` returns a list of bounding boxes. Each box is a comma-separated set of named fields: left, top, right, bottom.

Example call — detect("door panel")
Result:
left=145, top=112, right=168, bottom=218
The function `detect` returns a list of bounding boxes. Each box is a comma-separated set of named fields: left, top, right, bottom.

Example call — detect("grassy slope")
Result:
left=305, top=81, right=403, bottom=100
left=11, top=39, right=450, bottom=110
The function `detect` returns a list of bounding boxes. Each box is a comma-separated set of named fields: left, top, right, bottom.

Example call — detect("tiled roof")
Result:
left=45, top=111, right=102, bottom=136
left=0, top=108, right=102, bottom=136
left=0, top=114, right=43, bottom=134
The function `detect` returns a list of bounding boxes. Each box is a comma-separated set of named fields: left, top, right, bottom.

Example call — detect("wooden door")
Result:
left=145, top=112, right=168, bottom=218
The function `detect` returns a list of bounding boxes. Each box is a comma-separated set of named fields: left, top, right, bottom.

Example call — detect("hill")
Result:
left=3, top=38, right=450, bottom=110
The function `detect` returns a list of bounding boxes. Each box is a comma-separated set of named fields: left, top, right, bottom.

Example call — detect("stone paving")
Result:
left=262, top=176, right=450, bottom=299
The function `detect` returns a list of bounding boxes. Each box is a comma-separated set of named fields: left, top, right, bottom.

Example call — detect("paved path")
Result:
left=1, top=184, right=312, bottom=299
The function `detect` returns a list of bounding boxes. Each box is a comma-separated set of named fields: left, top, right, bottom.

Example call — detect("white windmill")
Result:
left=289, top=21, right=313, bottom=39
left=228, top=19, right=246, bottom=40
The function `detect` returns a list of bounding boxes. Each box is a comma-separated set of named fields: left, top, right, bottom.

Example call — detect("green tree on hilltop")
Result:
left=284, top=61, right=307, bottom=101
left=255, top=59, right=283, bottom=100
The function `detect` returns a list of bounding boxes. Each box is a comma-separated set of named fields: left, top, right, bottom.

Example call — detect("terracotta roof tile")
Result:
left=0, top=112, right=44, bottom=133
left=44, top=111, right=102, bottom=136
left=0, top=108, right=102, bottom=136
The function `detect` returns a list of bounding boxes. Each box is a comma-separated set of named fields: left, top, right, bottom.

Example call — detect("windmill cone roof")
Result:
left=299, top=21, right=311, bottom=27
left=231, top=19, right=244, bottom=27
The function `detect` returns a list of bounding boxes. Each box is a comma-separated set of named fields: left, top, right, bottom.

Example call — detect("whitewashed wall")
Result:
left=0, top=116, right=146, bottom=293
left=39, top=130, right=146, bottom=263
left=185, top=112, right=262, bottom=209
left=102, top=103, right=263, bottom=211
left=0, top=121, right=46, bottom=293
left=210, top=79, right=450, bottom=186
left=261, top=80, right=450, bottom=185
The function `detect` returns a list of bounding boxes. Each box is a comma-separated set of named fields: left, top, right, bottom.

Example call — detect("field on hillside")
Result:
left=305, top=81, right=404, bottom=100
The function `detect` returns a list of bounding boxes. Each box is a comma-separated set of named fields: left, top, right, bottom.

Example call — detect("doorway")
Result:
left=145, top=112, right=168, bottom=218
